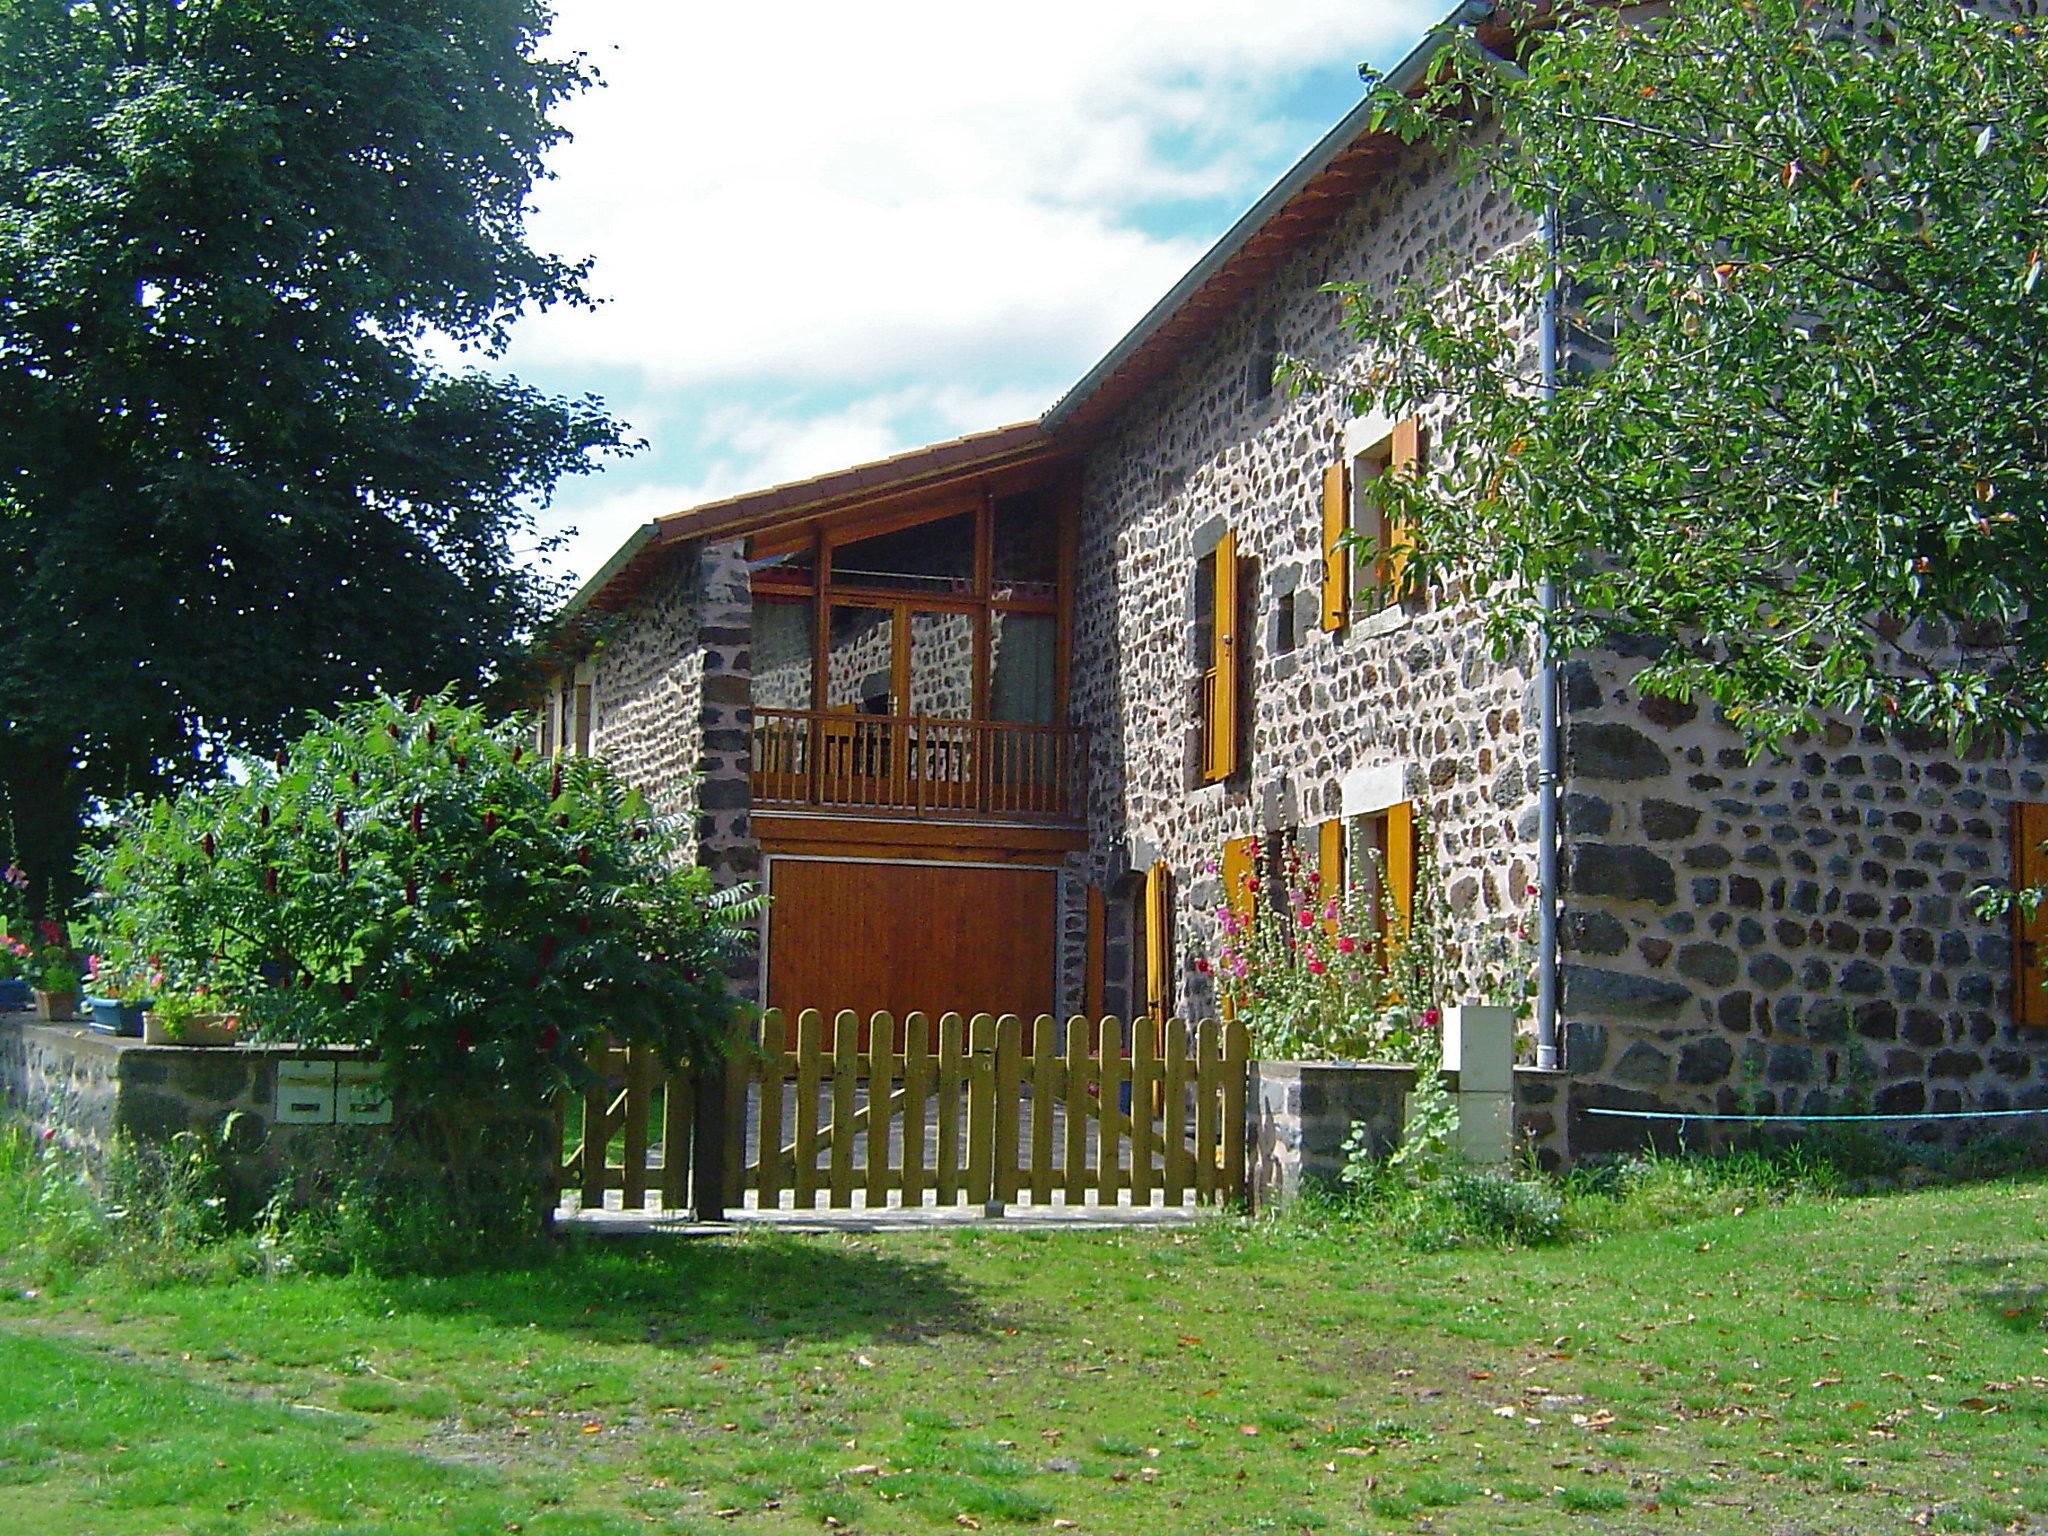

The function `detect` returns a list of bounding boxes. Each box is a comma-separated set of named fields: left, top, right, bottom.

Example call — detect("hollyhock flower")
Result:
left=1526, top=882, right=1539, bottom=896
left=1296, top=910, right=1315, bottom=929
left=1306, top=958, right=1327, bottom=976
left=1323, top=900, right=1338, bottom=922
left=1336, top=935, right=1358, bottom=956
left=1195, top=957, right=1213, bottom=975
left=1422, top=1007, right=1442, bottom=1029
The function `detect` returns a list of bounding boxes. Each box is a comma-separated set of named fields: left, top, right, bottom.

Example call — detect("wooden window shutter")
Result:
left=1317, top=820, right=1345, bottom=905
left=1380, top=417, right=1421, bottom=602
left=1320, top=461, right=1350, bottom=631
left=2015, top=804, right=2048, bottom=1028
left=1205, top=529, right=1241, bottom=781
left=1384, top=801, right=1417, bottom=936
left=1144, top=861, right=1173, bottom=1021
left=573, top=683, right=593, bottom=756
left=1222, top=836, right=1257, bottom=922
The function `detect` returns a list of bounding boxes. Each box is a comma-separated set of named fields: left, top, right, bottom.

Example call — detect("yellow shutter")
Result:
left=1222, top=836, right=1256, bottom=922
left=2016, top=804, right=2048, bottom=1028
left=1320, top=461, right=1349, bottom=631
left=1144, top=861, right=1172, bottom=1021
left=1318, top=820, right=1345, bottom=934
left=1205, top=530, right=1240, bottom=781
left=1385, top=801, right=1416, bottom=937
left=1381, top=417, right=1421, bottom=603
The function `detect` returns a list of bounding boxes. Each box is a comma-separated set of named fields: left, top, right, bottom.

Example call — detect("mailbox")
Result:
left=275, top=1060, right=337, bottom=1124
left=334, top=1062, right=393, bottom=1125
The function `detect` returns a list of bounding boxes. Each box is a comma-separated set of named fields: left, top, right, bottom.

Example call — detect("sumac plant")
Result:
left=84, top=694, right=761, bottom=1099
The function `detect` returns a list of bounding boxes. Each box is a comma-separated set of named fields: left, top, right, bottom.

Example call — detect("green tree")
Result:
left=0, top=0, right=628, bottom=916
left=1336, top=0, right=2048, bottom=747
left=83, top=694, right=760, bottom=1098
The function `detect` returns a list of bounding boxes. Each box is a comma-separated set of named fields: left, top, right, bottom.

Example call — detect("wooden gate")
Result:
left=559, top=1010, right=1250, bottom=1216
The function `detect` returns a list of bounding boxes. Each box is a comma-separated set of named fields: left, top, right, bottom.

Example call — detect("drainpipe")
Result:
left=1534, top=197, right=1563, bottom=1071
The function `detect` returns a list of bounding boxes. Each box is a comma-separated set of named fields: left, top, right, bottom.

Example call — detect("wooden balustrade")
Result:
left=751, top=709, right=1084, bottom=821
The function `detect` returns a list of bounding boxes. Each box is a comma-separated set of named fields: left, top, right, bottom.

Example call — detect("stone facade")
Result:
left=1556, top=652, right=2047, bottom=1145
left=556, top=104, right=2048, bottom=1162
left=1068, top=136, right=1546, bottom=1021
left=585, top=538, right=759, bottom=905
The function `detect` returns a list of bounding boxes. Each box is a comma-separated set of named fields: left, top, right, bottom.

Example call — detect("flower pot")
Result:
left=143, top=1012, right=239, bottom=1047
left=33, top=989, right=79, bottom=1023
left=0, top=978, right=29, bottom=1012
left=83, top=996, right=147, bottom=1038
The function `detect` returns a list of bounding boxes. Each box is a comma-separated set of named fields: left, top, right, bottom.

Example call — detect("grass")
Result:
left=4, top=1156, right=2048, bottom=1532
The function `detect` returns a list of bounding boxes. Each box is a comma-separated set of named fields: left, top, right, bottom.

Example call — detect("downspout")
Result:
left=1534, top=198, right=1564, bottom=1071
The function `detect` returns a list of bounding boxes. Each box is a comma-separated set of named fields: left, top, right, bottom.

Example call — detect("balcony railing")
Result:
left=751, top=709, right=1085, bottom=822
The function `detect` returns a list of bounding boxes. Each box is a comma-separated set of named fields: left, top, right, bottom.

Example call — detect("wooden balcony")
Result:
left=751, top=709, right=1085, bottom=823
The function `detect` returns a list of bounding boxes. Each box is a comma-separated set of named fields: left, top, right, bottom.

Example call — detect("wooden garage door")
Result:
left=766, top=859, right=1057, bottom=1029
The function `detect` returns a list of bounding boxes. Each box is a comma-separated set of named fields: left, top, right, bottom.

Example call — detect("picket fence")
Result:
left=560, top=1009, right=1250, bottom=1215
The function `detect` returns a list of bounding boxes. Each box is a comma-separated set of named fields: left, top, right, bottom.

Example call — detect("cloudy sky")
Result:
left=498, top=2, right=1447, bottom=587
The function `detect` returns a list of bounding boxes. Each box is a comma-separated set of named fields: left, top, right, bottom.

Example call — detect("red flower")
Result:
left=1306, top=958, right=1327, bottom=977
left=1194, top=957, right=1212, bottom=975
left=1336, top=935, right=1357, bottom=956
left=1422, top=1007, right=1442, bottom=1029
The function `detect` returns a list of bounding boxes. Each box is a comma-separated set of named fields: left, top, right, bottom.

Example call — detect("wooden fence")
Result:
left=559, top=1010, right=1250, bottom=1215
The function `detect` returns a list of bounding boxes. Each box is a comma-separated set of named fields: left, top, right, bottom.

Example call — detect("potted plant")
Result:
left=0, top=933, right=30, bottom=1013
left=31, top=943, right=82, bottom=1022
left=143, top=988, right=241, bottom=1047
left=82, top=952, right=158, bottom=1037
left=1204, top=826, right=1455, bottom=1208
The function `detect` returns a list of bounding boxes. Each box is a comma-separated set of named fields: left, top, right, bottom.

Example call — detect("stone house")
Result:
left=541, top=5, right=2048, bottom=1155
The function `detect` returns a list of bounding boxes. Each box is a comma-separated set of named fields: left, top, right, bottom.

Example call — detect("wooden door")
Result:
left=766, top=859, right=1058, bottom=1044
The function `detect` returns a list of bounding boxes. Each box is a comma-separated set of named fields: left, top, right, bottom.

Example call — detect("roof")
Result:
left=554, top=421, right=1067, bottom=623
left=1043, top=0, right=1501, bottom=432
left=554, top=1, right=1504, bottom=632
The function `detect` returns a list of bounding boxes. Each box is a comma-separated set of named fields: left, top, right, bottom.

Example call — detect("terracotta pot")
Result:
left=32, top=989, right=78, bottom=1023
left=143, top=1012, right=240, bottom=1047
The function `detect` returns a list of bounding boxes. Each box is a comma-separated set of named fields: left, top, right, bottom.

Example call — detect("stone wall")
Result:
left=0, top=1020, right=554, bottom=1204
left=1555, top=650, right=2048, bottom=1140
left=587, top=538, right=761, bottom=964
left=1069, top=136, right=1546, bottom=1019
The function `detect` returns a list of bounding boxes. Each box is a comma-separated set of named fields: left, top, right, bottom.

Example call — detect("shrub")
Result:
left=82, top=692, right=762, bottom=1103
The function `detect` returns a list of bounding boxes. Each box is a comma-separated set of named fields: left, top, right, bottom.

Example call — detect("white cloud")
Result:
left=506, top=0, right=1451, bottom=583
left=506, top=0, right=1444, bottom=394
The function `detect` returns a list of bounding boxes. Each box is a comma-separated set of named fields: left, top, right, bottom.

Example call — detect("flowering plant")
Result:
left=83, top=951, right=161, bottom=1005
left=0, top=864, right=28, bottom=980
left=0, top=933, right=28, bottom=982
left=31, top=943, right=81, bottom=995
left=148, top=988, right=239, bottom=1042
left=1202, top=818, right=1451, bottom=1064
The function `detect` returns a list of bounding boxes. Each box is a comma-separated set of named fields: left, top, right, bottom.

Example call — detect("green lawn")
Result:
left=3, top=1179, right=2047, bottom=1534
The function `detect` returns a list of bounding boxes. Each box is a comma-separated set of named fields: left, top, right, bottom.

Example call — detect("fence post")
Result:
left=692, top=1060, right=726, bottom=1221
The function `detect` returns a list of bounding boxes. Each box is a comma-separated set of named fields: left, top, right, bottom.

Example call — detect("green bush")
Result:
left=82, top=692, right=762, bottom=1103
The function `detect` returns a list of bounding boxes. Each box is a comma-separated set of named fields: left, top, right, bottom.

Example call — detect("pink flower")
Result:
left=1204, top=859, right=1218, bottom=875
left=1336, top=935, right=1357, bottom=956
left=1422, top=1007, right=1442, bottom=1029
left=1194, top=957, right=1213, bottom=976
left=1306, top=958, right=1327, bottom=976
left=1526, top=883, right=1539, bottom=896
left=1323, top=900, right=1338, bottom=922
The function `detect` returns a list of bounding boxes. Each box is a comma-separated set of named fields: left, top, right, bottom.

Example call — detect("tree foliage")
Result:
left=83, top=694, right=760, bottom=1099
left=1338, top=0, right=2048, bottom=746
left=0, top=0, right=628, bottom=913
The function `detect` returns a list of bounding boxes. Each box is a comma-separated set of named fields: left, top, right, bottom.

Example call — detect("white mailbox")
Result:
left=334, top=1062, right=393, bottom=1125
left=275, top=1060, right=337, bottom=1124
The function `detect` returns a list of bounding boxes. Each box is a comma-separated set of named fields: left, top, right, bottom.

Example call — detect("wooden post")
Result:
left=966, top=1013, right=996, bottom=1206
left=1162, top=1018, right=1189, bottom=1206
left=1097, top=1015, right=1126, bottom=1208
left=994, top=1014, right=1023, bottom=1205
left=902, top=1012, right=931, bottom=1208
left=936, top=1012, right=964, bottom=1204
left=692, top=1046, right=728, bottom=1222
left=1063, top=1016, right=1091, bottom=1203
left=1130, top=1015, right=1156, bottom=1209
left=830, top=1010, right=859, bottom=1208
left=793, top=1009, right=823, bottom=1209
left=1222, top=1016, right=1249, bottom=1205
left=1193, top=1019, right=1219, bottom=1204
left=867, top=1011, right=897, bottom=1210
left=1030, top=1015, right=1057, bottom=1206
left=756, top=1011, right=786, bottom=1211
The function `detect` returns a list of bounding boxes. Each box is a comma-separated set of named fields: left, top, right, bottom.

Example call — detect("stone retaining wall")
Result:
left=0, top=1018, right=553, bottom=1205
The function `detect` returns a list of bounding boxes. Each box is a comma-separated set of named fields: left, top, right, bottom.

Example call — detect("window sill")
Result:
left=1347, top=604, right=1412, bottom=643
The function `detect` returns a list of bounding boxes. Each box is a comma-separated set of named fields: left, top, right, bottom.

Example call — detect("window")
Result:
left=2016, top=803, right=2048, bottom=1028
left=752, top=597, right=815, bottom=710
left=1194, top=529, right=1241, bottom=782
left=1323, top=417, right=1422, bottom=631
left=1347, top=801, right=1417, bottom=936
